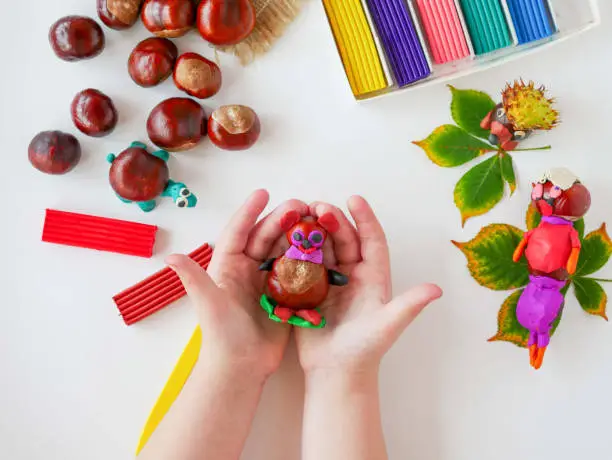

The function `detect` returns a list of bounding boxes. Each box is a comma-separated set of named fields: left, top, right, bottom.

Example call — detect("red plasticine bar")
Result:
left=42, top=209, right=158, bottom=258
left=113, top=243, right=213, bottom=325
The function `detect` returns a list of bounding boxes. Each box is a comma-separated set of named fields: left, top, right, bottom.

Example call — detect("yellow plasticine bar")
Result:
left=322, top=0, right=387, bottom=96
left=135, top=326, right=202, bottom=455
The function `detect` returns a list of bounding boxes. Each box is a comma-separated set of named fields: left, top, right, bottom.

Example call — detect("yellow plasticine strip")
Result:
left=135, top=326, right=202, bottom=455
left=322, top=0, right=387, bottom=97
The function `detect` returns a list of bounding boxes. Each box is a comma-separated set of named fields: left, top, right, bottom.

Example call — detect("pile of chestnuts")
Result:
left=31, top=0, right=261, bottom=176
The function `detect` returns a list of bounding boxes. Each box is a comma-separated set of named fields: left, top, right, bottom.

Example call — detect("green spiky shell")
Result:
left=502, top=80, right=559, bottom=131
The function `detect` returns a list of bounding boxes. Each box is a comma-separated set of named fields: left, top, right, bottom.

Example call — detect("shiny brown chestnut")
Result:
left=173, top=53, right=222, bottom=99
left=208, top=105, right=260, bottom=150
left=197, top=0, right=255, bottom=45
left=28, top=131, right=81, bottom=175
left=49, top=16, right=105, bottom=62
left=109, top=145, right=169, bottom=202
left=128, top=38, right=178, bottom=87
left=147, top=98, right=207, bottom=151
left=97, top=0, right=143, bottom=29
left=71, top=89, right=118, bottom=137
left=141, top=0, right=195, bottom=38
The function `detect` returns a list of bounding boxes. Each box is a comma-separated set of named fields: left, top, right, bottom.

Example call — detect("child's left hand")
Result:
left=167, top=190, right=309, bottom=382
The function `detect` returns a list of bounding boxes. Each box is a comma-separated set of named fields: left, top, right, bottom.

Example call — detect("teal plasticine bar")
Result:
left=458, top=0, right=513, bottom=55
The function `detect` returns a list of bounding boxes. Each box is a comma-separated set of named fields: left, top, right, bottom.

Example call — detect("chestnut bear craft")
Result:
left=512, top=168, right=592, bottom=370
left=259, top=210, right=349, bottom=328
left=107, top=141, right=197, bottom=212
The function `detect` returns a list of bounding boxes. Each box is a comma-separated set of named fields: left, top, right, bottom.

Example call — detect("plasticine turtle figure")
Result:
left=107, top=141, right=197, bottom=212
left=259, top=210, right=349, bottom=328
left=481, top=80, right=559, bottom=151
left=512, top=168, right=591, bottom=370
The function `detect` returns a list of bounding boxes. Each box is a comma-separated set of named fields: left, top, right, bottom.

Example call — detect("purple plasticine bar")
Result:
left=365, top=0, right=431, bottom=87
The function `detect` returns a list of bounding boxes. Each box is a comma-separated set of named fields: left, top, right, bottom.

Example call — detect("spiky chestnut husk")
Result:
left=502, top=80, right=559, bottom=131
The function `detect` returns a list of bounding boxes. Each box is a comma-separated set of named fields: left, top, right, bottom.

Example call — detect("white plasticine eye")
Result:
left=514, top=130, right=526, bottom=140
left=496, top=108, right=506, bottom=118
left=180, top=188, right=191, bottom=198
left=176, top=197, right=188, bottom=208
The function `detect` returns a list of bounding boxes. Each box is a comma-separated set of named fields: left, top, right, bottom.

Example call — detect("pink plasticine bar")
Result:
left=415, top=0, right=470, bottom=64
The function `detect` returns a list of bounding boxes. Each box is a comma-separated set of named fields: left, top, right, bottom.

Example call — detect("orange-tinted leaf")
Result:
left=576, top=224, right=612, bottom=276
left=452, top=223, right=529, bottom=290
left=573, top=277, right=609, bottom=321
left=488, top=289, right=529, bottom=347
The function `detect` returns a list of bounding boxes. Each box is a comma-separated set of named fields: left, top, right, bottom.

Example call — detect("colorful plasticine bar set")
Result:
left=322, top=0, right=575, bottom=99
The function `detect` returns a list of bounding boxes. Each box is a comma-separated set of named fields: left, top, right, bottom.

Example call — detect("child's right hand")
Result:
left=295, top=196, right=443, bottom=377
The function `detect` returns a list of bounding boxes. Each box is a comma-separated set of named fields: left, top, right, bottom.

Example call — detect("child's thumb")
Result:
left=166, top=254, right=217, bottom=301
left=384, top=283, right=443, bottom=336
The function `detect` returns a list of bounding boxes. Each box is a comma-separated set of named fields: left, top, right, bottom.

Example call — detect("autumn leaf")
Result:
left=499, top=152, right=516, bottom=195
left=488, top=289, right=529, bottom=347
left=454, top=155, right=505, bottom=226
left=452, top=223, right=529, bottom=290
left=413, top=125, right=495, bottom=167
left=573, top=277, right=609, bottom=320
left=575, top=224, right=612, bottom=276
left=448, top=85, right=497, bottom=139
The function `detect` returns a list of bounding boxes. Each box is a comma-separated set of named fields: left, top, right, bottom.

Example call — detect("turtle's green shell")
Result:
left=109, top=146, right=169, bottom=201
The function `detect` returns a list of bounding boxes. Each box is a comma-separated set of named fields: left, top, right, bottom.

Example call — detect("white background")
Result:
left=1, top=1, right=611, bottom=459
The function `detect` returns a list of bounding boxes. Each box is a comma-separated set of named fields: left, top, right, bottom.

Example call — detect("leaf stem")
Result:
left=512, top=146, right=552, bottom=152
left=590, top=278, right=612, bottom=283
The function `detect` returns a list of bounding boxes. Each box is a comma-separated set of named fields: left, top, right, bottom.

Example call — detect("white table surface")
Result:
left=2, top=1, right=611, bottom=459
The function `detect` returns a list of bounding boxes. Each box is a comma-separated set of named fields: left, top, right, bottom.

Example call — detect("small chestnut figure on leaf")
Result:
left=259, top=211, right=349, bottom=328
left=481, top=81, right=559, bottom=152
left=107, top=141, right=197, bottom=212
left=512, top=168, right=591, bottom=369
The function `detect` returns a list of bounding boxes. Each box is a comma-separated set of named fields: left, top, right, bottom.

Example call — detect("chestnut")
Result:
left=141, top=0, right=195, bottom=38
left=97, top=0, right=143, bottom=30
left=128, top=38, right=178, bottom=87
left=173, top=53, right=222, bottom=99
left=71, top=89, right=118, bottom=137
left=28, top=131, right=81, bottom=175
left=197, top=0, right=255, bottom=45
left=208, top=105, right=260, bottom=150
left=49, top=16, right=105, bottom=62
left=147, top=98, right=207, bottom=151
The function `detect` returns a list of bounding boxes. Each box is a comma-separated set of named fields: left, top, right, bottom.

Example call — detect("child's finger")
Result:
left=166, top=254, right=218, bottom=302
left=245, top=199, right=309, bottom=261
left=347, top=196, right=390, bottom=274
left=216, top=189, right=270, bottom=255
left=383, top=284, right=442, bottom=336
left=310, top=202, right=361, bottom=265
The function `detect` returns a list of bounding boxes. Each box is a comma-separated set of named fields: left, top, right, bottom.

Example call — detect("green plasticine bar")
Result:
left=458, top=0, right=513, bottom=55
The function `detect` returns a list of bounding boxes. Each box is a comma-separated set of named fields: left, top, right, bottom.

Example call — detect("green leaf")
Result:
left=412, top=125, right=495, bottom=168
left=525, top=204, right=584, bottom=238
left=454, top=155, right=505, bottom=226
left=452, top=223, right=529, bottom=290
left=499, top=152, right=516, bottom=195
left=259, top=295, right=326, bottom=329
left=449, top=85, right=497, bottom=139
left=488, top=289, right=530, bottom=347
left=575, top=224, right=612, bottom=276
left=573, top=277, right=609, bottom=320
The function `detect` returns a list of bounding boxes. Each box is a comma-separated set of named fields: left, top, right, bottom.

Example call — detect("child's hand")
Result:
left=295, top=196, right=442, bottom=376
left=167, top=190, right=309, bottom=382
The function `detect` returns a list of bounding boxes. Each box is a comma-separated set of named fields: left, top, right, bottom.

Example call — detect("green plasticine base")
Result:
left=260, top=295, right=326, bottom=329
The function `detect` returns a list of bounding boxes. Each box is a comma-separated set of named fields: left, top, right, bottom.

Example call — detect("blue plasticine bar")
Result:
left=506, top=0, right=555, bottom=44
left=365, top=0, right=431, bottom=87
left=458, top=0, right=513, bottom=55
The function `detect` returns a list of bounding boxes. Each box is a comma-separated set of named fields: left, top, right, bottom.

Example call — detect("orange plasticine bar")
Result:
left=42, top=209, right=158, bottom=258
left=113, top=243, right=213, bottom=325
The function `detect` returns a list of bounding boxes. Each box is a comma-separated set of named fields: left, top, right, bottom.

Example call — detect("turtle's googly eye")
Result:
left=514, top=130, right=527, bottom=140
left=496, top=107, right=506, bottom=118
left=180, top=188, right=191, bottom=198
left=176, top=197, right=188, bottom=208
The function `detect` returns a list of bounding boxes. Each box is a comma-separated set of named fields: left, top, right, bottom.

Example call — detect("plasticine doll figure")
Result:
left=259, top=210, right=349, bottom=328
left=481, top=80, right=558, bottom=151
left=513, top=168, right=591, bottom=369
